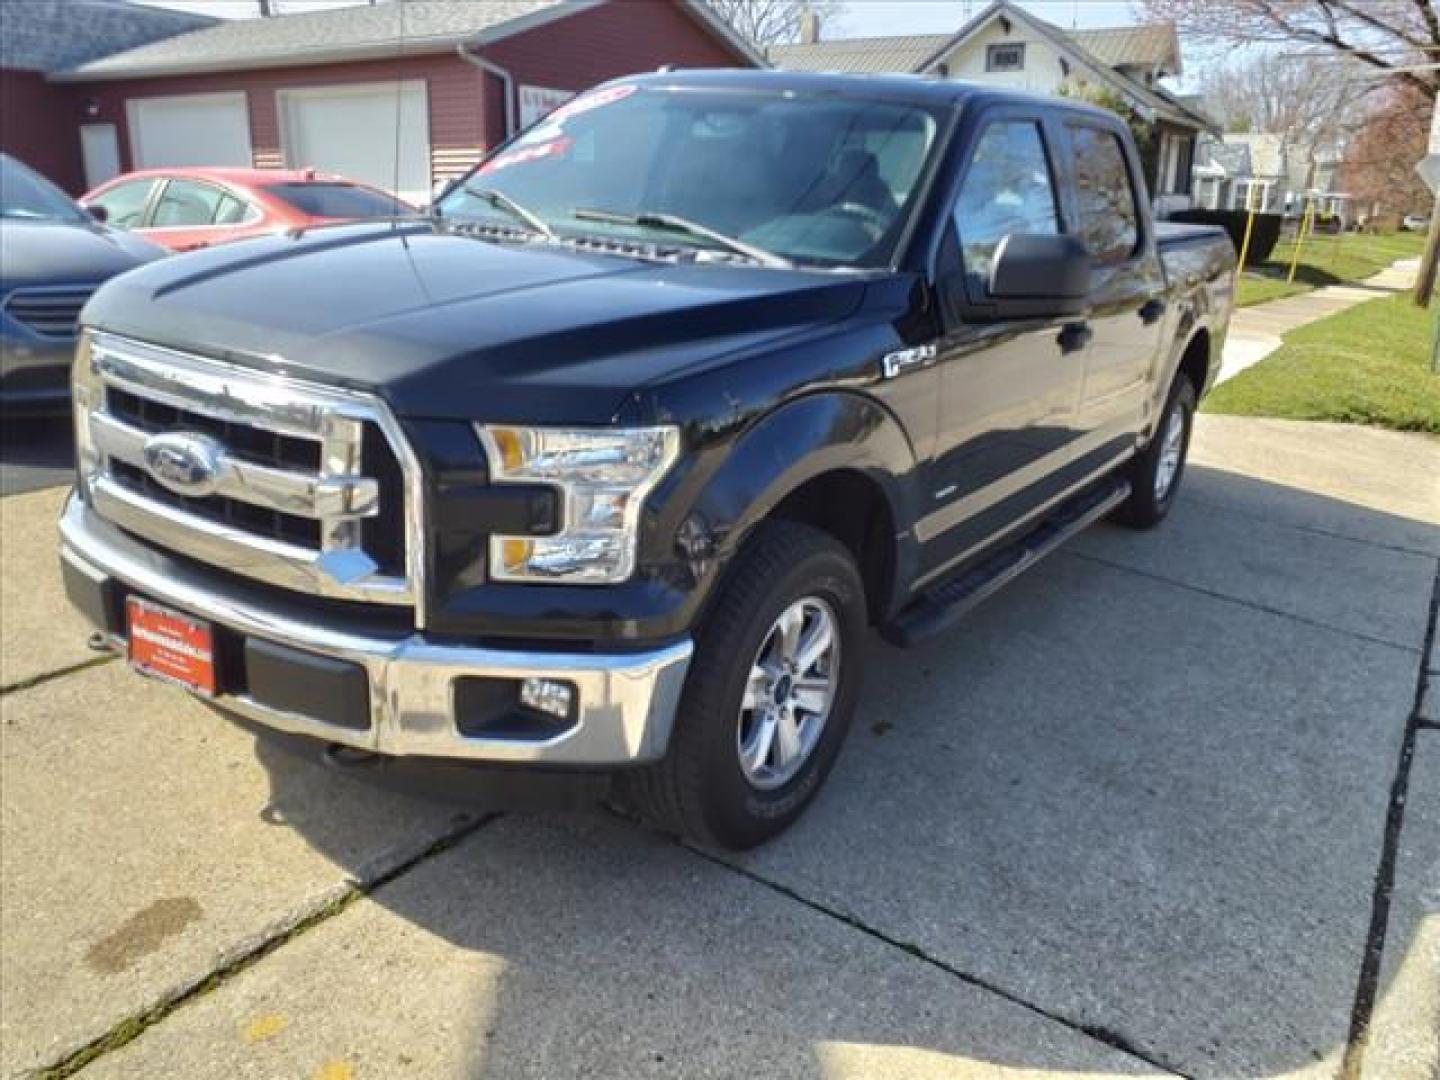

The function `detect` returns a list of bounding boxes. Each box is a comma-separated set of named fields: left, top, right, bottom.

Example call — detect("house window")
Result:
left=1174, top=136, right=1194, bottom=196
left=986, top=43, right=1025, bottom=72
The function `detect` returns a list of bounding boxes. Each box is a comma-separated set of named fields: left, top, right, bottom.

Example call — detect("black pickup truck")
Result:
left=61, top=71, right=1234, bottom=848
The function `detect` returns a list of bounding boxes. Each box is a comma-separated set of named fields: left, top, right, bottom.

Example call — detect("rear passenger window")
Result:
left=953, top=121, right=1059, bottom=290
left=1067, top=126, right=1139, bottom=265
left=151, top=179, right=227, bottom=228
left=213, top=193, right=251, bottom=225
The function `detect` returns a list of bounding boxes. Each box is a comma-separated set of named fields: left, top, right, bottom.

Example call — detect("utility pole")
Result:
left=1416, top=90, right=1440, bottom=312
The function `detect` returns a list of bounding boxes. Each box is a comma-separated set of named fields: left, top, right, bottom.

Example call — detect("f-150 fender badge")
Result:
left=880, top=344, right=937, bottom=379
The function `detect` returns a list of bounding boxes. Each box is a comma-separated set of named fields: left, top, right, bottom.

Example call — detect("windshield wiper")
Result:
left=461, top=185, right=555, bottom=239
left=572, top=208, right=793, bottom=269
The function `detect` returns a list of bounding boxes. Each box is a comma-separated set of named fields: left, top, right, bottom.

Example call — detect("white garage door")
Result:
left=127, top=92, right=252, bottom=169
left=278, top=81, right=430, bottom=206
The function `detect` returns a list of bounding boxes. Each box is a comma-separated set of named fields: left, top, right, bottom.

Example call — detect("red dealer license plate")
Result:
left=126, top=597, right=217, bottom=696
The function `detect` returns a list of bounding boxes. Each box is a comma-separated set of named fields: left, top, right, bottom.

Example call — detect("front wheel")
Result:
left=620, top=521, right=867, bottom=849
left=1112, top=374, right=1196, bottom=529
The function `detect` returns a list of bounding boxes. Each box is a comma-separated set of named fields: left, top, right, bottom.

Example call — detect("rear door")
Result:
left=919, top=109, right=1087, bottom=581
left=1059, top=120, right=1167, bottom=443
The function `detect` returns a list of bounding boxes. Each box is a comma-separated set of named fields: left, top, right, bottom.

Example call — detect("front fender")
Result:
left=670, top=390, right=919, bottom=618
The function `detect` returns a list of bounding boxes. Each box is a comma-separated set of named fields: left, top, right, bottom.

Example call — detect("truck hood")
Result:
left=83, top=222, right=869, bottom=423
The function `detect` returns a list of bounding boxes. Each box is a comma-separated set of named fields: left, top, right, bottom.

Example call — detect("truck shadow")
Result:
left=243, top=464, right=1438, bottom=1079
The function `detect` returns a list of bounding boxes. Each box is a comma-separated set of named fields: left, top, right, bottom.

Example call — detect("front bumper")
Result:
left=59, top=491, right=693, bottom=766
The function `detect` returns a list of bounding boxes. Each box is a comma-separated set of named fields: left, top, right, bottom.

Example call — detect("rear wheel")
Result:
left=620, top=521, right=867, bottom=849
left=1112, top=373, right=1196, bottom=529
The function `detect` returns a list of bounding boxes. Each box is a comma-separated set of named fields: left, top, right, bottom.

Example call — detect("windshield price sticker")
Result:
left=480, top=136, right=574, bottom=175
left=546, top=83, right=636, bottom=126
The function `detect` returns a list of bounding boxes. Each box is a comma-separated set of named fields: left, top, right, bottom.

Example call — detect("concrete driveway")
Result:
left=2, top=414, right=1437, bottom=1080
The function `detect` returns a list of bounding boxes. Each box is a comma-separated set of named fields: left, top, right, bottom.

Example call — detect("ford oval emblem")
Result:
left=141, top=431, right=225, bottom=498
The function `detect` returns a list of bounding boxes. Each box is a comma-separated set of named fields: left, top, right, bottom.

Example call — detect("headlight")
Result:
left=476, top=425, right=680, bottom=584
left=72, top=330, right=101, bottom=493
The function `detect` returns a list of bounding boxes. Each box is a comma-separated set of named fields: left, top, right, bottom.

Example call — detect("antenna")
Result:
left=392, top=0, right=406, bottom=215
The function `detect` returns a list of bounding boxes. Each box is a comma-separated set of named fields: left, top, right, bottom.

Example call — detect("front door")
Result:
left=919, top=113, right=1086, bottom=582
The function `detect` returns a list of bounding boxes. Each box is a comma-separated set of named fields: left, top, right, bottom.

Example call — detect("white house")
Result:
left=771, top=0, right=1218, bottom=214
left=1192, top=132, right=1353, bottom=226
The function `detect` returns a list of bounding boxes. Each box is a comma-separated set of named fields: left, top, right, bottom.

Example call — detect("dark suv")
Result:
left=1, top=154, right=163, bottom=417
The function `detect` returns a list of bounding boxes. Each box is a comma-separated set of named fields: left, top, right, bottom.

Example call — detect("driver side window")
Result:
left=953, top=121, right=1060, bottom=292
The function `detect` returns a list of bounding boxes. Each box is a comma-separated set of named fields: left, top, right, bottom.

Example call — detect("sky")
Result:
left=136, top=0, right=1147, bottom=34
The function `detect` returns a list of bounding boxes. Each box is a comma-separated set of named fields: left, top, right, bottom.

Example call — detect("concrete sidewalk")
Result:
left=1217, top=257, right=1420, bottom=385
left=2, top=415, right=1437, bottom=1080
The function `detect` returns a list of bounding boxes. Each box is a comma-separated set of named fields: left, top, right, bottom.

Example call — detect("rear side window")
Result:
left=953, top=121, right=1060, bottom=290
left=151, top=179, right=228, bottom=228
left=88, top=179, right=155, bottom=229
left=264, top=183, right=408, bottom=219
left=213, top=192, right=253, bottom=225
left=1066, top=125, right=1139, bottom=265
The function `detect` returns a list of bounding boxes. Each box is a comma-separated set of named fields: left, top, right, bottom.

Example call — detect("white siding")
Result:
left=937, top=21, right=1069, bottom=94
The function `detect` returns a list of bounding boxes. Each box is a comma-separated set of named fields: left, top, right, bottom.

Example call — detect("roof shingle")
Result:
left=1, top=0, right=215, bottom=74
left=58, top=0, right=562, bottom=79
left=1070, top=25, right=1180, bottom=74
left=768, top=34, right=950, bottom=74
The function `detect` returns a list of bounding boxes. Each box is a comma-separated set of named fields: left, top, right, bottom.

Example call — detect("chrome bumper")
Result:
left=59, top=492, right=692, bottom=766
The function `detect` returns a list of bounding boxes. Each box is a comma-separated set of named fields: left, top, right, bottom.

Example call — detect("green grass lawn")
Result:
left=1203, top=292, right=1440, bottom=433
left=1236, top=230, right=1425, bottom=307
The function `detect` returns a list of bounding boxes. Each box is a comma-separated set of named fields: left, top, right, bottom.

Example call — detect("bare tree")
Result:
left=1195, top=51, right=1378, bottom=192
left=703, top=0, right=847, bottom=47
left=1199, top=53, right=1368, bottom=138
left=1137, top=0, right=1439, bottom=103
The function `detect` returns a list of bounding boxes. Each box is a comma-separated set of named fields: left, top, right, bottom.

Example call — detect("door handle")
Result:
left=1139, top=298, right=1166, bottom=325
left=1057, top=321, right=1092, bottom=354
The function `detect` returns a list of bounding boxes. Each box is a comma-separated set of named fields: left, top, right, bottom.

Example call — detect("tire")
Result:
left=620, top=521, right=867, bottom=849
left=1112, top=373, right=1196, bottom=529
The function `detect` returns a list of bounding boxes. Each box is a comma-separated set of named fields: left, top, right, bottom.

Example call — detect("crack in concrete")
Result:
left=683, top=842, right=1190, bottom=1078
left=1340, top=562, right=1440, bottom=1080
left=32, top=812, right=501, bottom=1079
left=0, top=655, right=116, bottom=698
left=1066, top=549, right=1429, bottom=655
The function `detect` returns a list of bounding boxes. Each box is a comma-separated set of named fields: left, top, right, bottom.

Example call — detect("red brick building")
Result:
left=2, top=0, right=761, bottom=201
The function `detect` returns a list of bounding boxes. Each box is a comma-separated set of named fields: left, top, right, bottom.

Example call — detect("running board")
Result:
left=882, top=477, right=1130, bottom=647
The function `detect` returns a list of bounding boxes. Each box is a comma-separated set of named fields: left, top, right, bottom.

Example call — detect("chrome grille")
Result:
left=75, top=332, right=424, bottom=617
left=4, top=285, right=95, bottom=338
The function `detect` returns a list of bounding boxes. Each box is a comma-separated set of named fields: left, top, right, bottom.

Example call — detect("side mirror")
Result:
left=986, top=233, right=1090, bottom=318
left=85, top=203, right=109, bottom=223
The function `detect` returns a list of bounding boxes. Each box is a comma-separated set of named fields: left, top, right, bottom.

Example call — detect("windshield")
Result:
left=265, top=182, right=411, bottom=219
left=436, top=84, right=943, bottom=268
left=0, top=155, right=87, bottom=222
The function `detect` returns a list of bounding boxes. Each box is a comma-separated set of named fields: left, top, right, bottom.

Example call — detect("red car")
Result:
left=81, top=168, right=414, bottom=252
